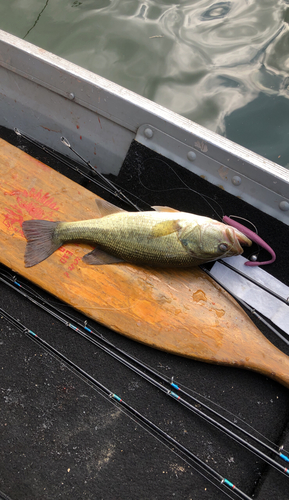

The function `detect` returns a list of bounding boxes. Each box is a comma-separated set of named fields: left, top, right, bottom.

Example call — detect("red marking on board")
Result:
left=59, top=248, right=73, bottom=264
left=68, top=256, right=82, bottom=271
left=76, top=125, right=79, bottom=129
left=79, top=136, right=82, bottom=140
left=98, top=116, right=102, bottom=129
left=4, top=188, right=60, bottom=211
left=2, top=188, right=60, bottom=236
left=57, top=247, right=83, bottom=276
left=3, top=206, right=24, bottom=236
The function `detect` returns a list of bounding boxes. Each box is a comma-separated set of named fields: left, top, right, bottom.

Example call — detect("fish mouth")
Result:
left=225, top=227, right=252, bottom=255
left=234, top=229, right=252, bottom=247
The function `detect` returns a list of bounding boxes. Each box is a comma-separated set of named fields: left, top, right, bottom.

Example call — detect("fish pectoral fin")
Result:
left=151, top=220, right=181, bottom=238
left=82, top=248, right=125, bottom=265
left=152, top=206, right=180, bottom=213
left=95, top=198, right=127, bottom=217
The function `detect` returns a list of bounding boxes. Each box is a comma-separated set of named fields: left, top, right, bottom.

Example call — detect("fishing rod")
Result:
left=0, top=305, right=253, bottom=500
left=60, top=136, right=142, bottom=212
left=14, top=128, right=148, bottom=212
left=1, top=264, right=288, bottom=461
left=1, top=268, right=288, bottom=475
left=0, top=490, right=14, bottom=500
left=1, top=269, right=285, bottom=460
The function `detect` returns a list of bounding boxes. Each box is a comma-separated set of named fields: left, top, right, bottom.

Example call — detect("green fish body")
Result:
left=22, top=199, right=251, bottom=268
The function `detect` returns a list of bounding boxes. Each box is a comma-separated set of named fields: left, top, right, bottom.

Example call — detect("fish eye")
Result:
left=218, top=243, right=229, bottom=252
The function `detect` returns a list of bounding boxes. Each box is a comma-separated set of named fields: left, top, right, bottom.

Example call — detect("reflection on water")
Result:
left=0, top=0, right=288, bottom=166
left=200, top=2, right=232, bottom=21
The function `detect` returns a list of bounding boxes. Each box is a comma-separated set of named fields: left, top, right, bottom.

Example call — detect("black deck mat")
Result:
left=1, top=127, right=289, bottom=500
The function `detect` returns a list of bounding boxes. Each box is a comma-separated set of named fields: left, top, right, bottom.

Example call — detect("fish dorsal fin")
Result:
left=95, top=198, right=127, bottom=217
left=152, top=206, right=180, bottom=213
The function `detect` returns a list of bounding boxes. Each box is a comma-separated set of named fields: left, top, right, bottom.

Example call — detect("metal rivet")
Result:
left=232, top=176, right=242, bottom=186
left=144, top=128, right=154, bottom=139
left=250, top=255, right=258, bottom=262
left=68, top=92, right=75, bottom=100
left=187, top=151, right=196, bottom=161
left=279, top=200, right=289, bottom=211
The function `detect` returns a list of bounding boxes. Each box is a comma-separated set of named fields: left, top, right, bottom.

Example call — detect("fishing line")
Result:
left=137, top=156, right=225, bottom=220
left=0, top=307, right=252, bottom=500
left=227, top=217, right=258, bottom=235
left=225, top=216, right=261, bottom=262
left=60, top=131, right=224, bottom=219
left=136, top=160, right=275, bottom=267
left=14, top=128, right=225, bottom=218
left=1, top=269, right=288, bottom=471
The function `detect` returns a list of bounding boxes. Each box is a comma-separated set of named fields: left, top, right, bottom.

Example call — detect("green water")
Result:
left=0, top=0, right=289, bottom=166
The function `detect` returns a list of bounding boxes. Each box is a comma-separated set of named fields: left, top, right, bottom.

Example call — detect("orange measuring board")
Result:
left=1, top=137, right=289, bottom=388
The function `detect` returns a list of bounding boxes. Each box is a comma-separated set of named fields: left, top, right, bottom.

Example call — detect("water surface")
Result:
left=0, top=0, right=289, bottom=166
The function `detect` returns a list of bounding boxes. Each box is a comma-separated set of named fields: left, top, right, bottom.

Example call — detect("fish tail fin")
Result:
left=22, top=220, right=62, bottom=268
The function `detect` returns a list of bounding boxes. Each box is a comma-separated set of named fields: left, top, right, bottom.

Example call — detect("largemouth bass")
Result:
left=22, top=199, right=251, bottom=268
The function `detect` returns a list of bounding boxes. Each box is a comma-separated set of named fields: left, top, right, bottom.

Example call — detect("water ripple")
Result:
left=200, top=2, right=232, bottom=21
left=0, top=0, right=288, bottom=165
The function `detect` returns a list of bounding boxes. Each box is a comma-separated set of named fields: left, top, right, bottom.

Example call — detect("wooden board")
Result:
left=1, top=138, right=289, bottom=388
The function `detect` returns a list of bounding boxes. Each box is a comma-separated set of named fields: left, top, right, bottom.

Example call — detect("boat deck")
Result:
left=1, top=126, right=289, bottom=500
